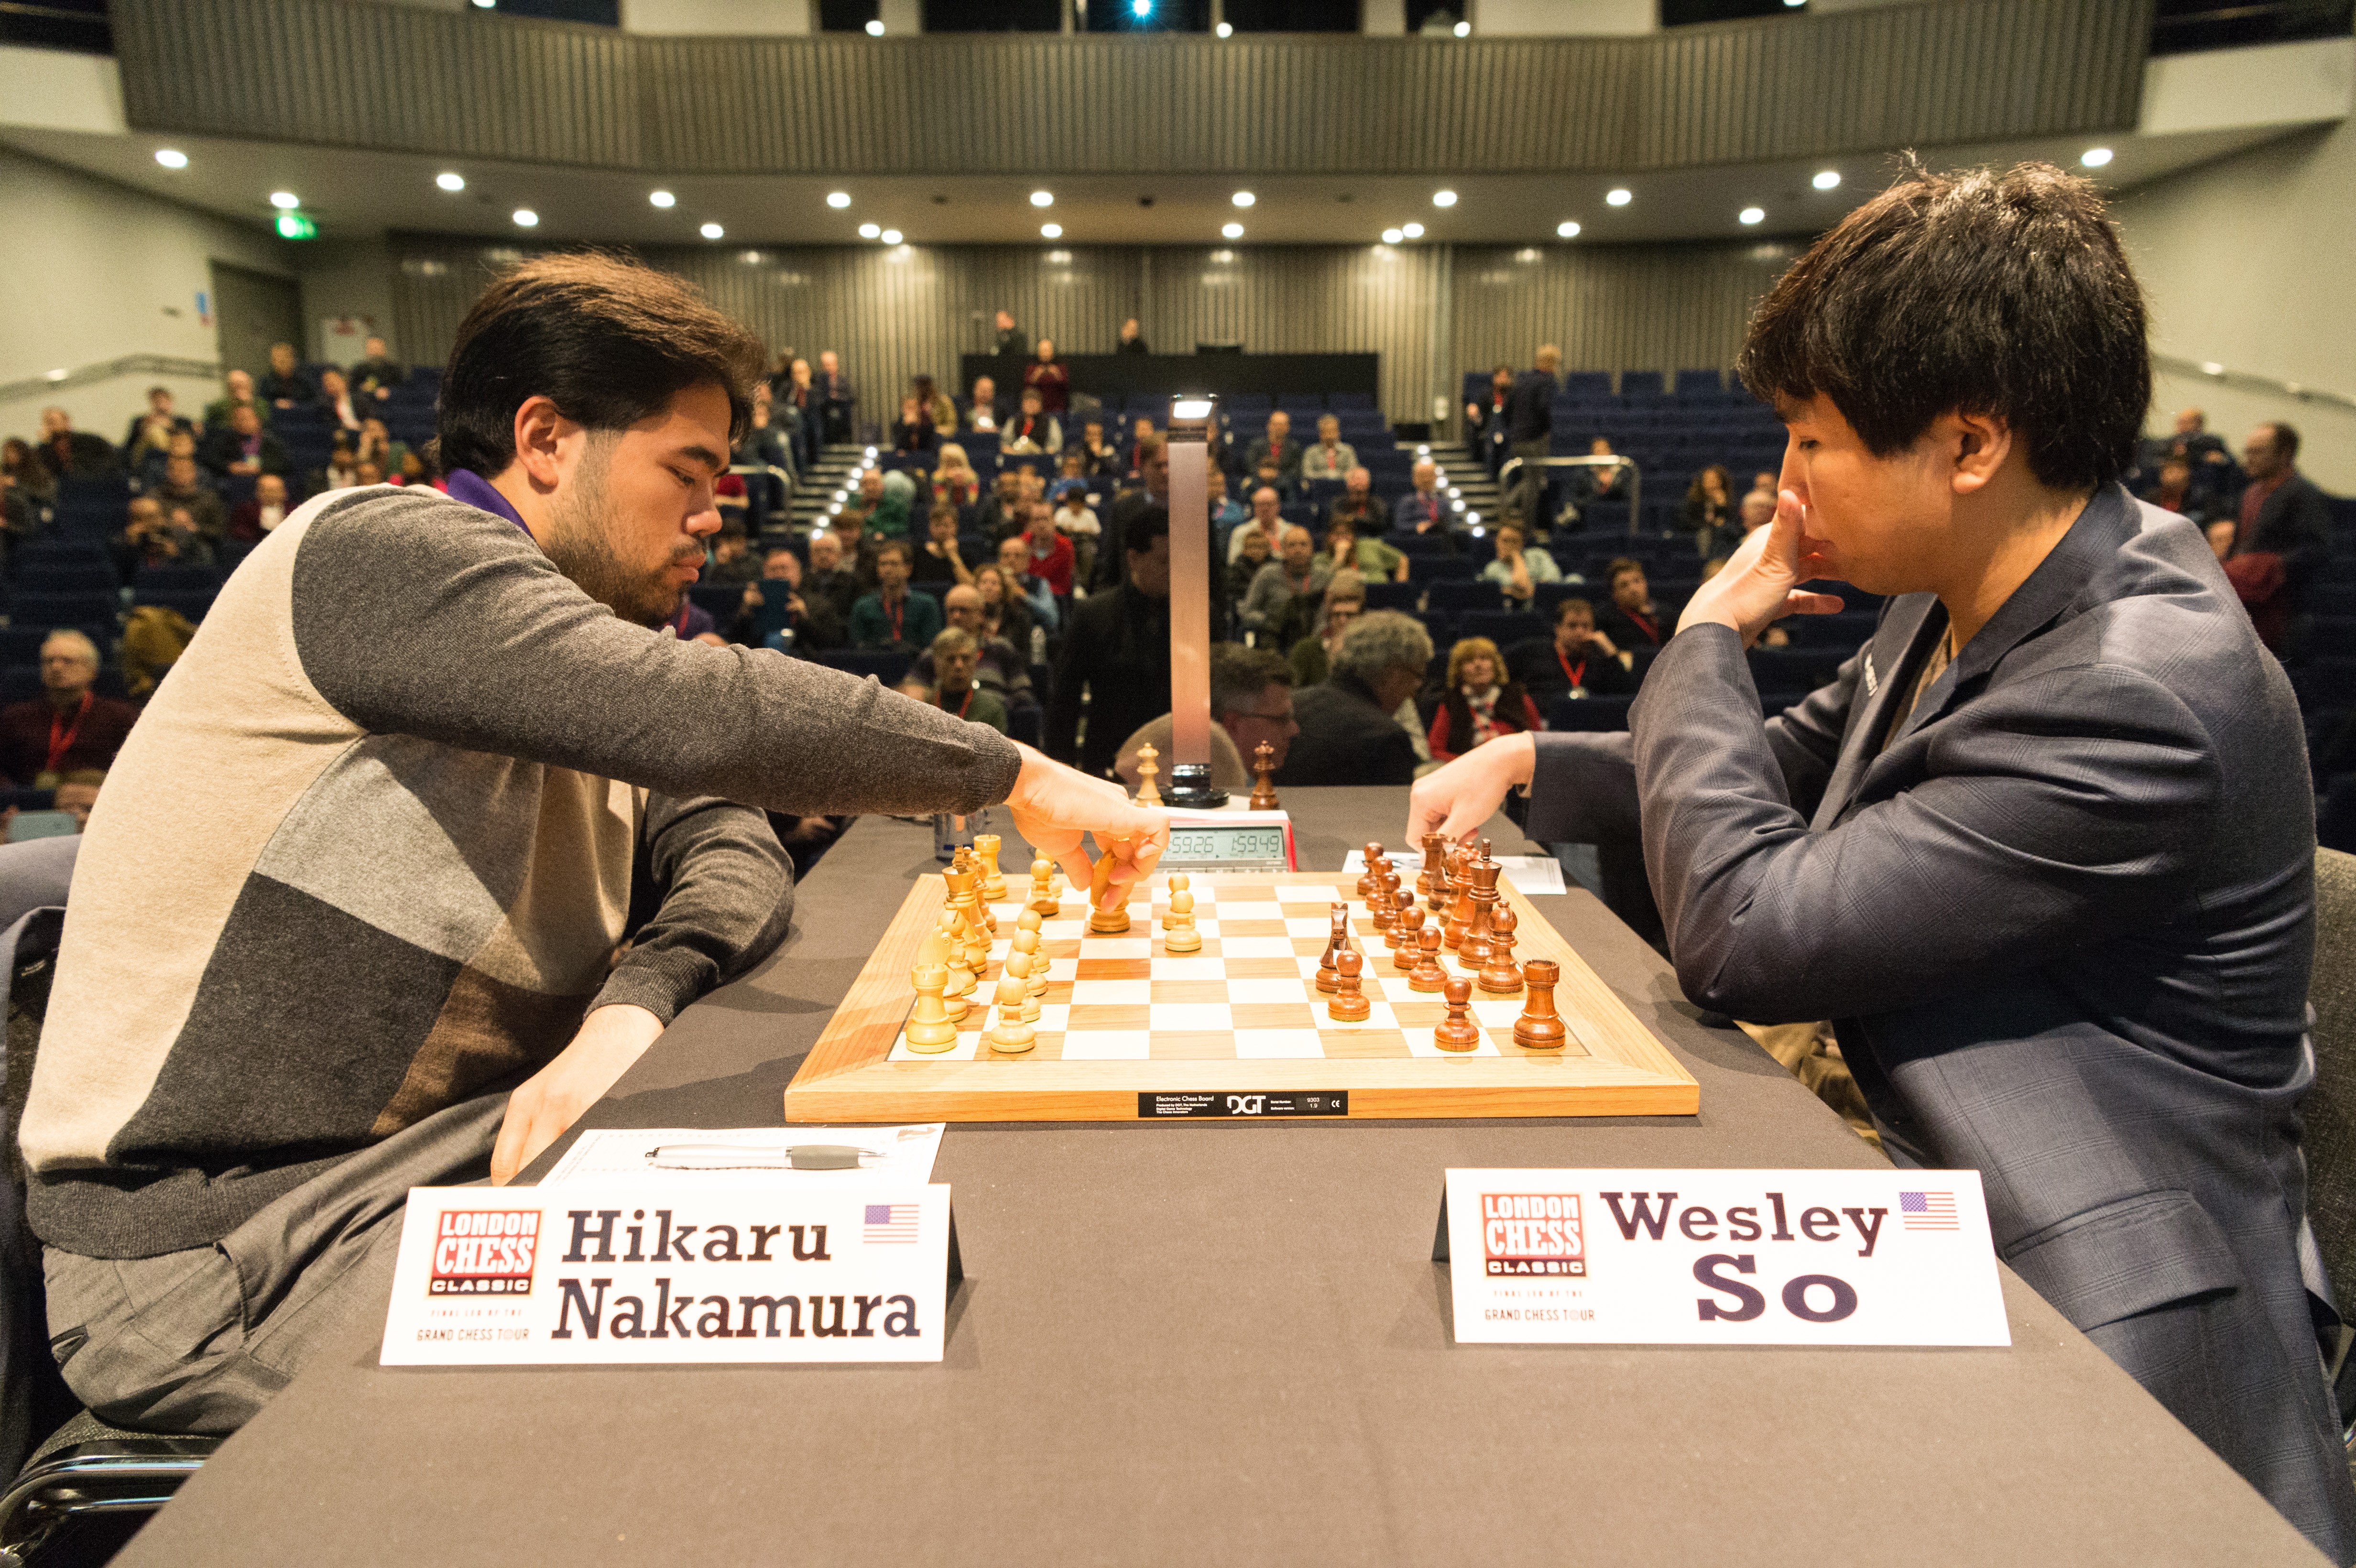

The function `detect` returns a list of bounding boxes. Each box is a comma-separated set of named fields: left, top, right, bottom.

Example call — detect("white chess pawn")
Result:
left=1162, top=872, right=1201, bottom=955
left=1010, top=928, right=1045, bottom=1022
left=987, top=951, right=1035, bottom=1053
left=938, top=907, right=973, bottom=1023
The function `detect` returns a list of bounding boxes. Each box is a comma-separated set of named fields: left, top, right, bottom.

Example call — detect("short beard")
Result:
left=540, top=437, right=687, bottom=629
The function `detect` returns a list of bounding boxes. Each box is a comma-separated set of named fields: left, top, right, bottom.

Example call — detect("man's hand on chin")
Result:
left=490, top=1003, right=665, bottom=1185
left=1677, top=489, right=1844, bottom=647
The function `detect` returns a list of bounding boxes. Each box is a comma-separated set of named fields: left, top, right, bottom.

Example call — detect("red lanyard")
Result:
left=46, top=693, right=89, bottom=775
left=884, top=596, right=905, bottom=642
left=942, top=687, right=973, bottom=719
left=1627, top=610, right=1658, bottom=643
left=1556, top=651, right=1588, bottom=691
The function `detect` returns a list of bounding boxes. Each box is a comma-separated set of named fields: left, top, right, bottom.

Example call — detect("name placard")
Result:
left=1439, top=1168, right=2009, bottom=1346
left=380, top=1180, right=955, bottom=1365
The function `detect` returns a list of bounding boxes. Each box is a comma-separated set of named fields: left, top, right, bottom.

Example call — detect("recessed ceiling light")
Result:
left=435, top=171, right=465, bottom=192
left=1381, top=228, right=1404, bottom=244
left=1031, top=191, right=1054, bottom=208
left=858, top=223, right=881, bottom=239
left=1431, top=190, right=1457, bottom=208
left=153, top=148, right=187, bottom=169
left=1232, top=191, right=1254, bottom=208
left=269, top=191, right=299, bottom=209
left=1811, top=170, right=1840, bottom=191
left=1606, top=188, right=1632, bottom=206
left=1557, top=220, right=1581, bottom=238
left=649, top=189, right=676, bottom=208
left=1221, top=222, right=1243, bottom=239
left=1739, top=207, right=1765, bottom=225
left=2081, top=146, right=2114, bottom=168
left=1047, top=250, right=1072, bottom=263
left=1041, top=223, right=1063, bottom=239
left=1132, top=0, right=1150, bottom=14
left=864, top=18, right=884, bottom=34
left=1215, top=20, right=1232, bottom=35
left=881, top=229, right=903, bottom=244
left=512, top=208, right=538, bottom=227
left=740, top=250, right=761, bottom=263
left=470, top=0, right=493, bottom=7
left=700, top=222, right=724, bottom=240
left=826, top=191, right=851, bottom=208
left=1402, top=222, right=1424, bottom=239
left=1452, top=19, right=1470, bottom=34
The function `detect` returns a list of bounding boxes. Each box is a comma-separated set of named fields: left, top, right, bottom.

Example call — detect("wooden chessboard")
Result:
left=782, top=871, right=1699, bottom=1123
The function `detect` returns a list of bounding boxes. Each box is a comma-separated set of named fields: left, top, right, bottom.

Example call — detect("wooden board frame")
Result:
left=783, top=872, right=1698, bottom=1123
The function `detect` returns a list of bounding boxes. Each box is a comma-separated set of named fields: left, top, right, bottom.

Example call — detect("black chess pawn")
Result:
left=1478, top=903, right=1523, bottom=994
left=1409, top=925, right=1448, bottom=992
left=1392, top=905, right=1427, bottom=971
left=1434, top=975, right=1482, bottom=1052
left=1328, top=949, right=1372, bottom=1022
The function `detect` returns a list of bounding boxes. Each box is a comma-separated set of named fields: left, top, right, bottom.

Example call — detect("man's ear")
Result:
left=510, top=396, right=571, bottom=492
left=1946, top=409, right=2013, bottom=498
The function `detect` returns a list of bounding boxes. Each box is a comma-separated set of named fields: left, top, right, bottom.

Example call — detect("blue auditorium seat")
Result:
left=1424, top=578, right=1501, bottom=614
left=687, top=583, right=742, bottom=621
left=133, top=588, right=218, bottom=623
left=1362, top=581, right=1420, bottom=612
left=1673, top=368, right=1723, bottom=396
left=16, top=564, right=120, bottom=597
left=1330, top=392, right=1376, bottom=411
left=1562, top=371, right=1613, bottom=400
left=9, top=592, right=118, bottom=629
left=1618, top=371, right=1667, bottom=400
left=1461, top=610, right=1545, bottom=649
left=131, top=563, right=220, bottom=592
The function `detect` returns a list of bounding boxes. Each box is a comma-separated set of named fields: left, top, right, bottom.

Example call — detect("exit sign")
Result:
left=276, top=211, right=317, bottom=240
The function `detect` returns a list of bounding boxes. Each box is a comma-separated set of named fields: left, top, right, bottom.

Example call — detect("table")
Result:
left=118, top=792, right=2326, bottom=1566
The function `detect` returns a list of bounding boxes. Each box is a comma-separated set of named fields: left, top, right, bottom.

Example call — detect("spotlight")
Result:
left=1606, top=188, right=1632, bottom=206
left=1432, top=190, right=1457, bottom=208
left=1215, top=20, right=1232, bottom=35
left=1132, top=0, right=1150, bottom=14
left=1041, top=223, right=1063, bottom=239
left=864, top=18, right=884, bottom=34
left=1739, top=207, right=1764, bottom=225
left=701, top=221, right=724, bottom=240
left=1452, top=19, right=1469, bottom=34
left=512, top=208, right=538, bottom=227
left=1415, top=444, right=1429, bottom=456
left=470, top=0, right=493, bottom=7
left=2081, top=146, right=2114, bottom=168
left=827, top=191, right=851, bottom=208
left=436, top=171, right=465, bottom=191
left=1381, top=228, right=1404, bottom=244
left=858, top=223, right=881, bottom=239
left=154, top=149, right=188, bottom=170
left=1811, top=169, right=1840, bottom=191
left=1030, top=190, right=1054, bottom=207
left=649, top=189, right=676, bottom=208
left=1222, top=222, right=1243, bottom=239
left=881, top=229, right=904, bottom=244
left=269, top=191, right=299, bottom=209
left=1402, top=222, right=1424, bottom=239
left=1232, top=191, right=1254, bottom=207
left=1557, top=220, right=1580, bottom=238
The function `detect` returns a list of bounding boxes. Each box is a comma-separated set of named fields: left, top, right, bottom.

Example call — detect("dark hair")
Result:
left=873, top=538, right=913, bottom=566
left=1554, top=596, right=1595, bottom=624
left=2266, top=422, right=2301, bottom=461
left=437, top=253, right=764, bottom=478
left=1738, top=159, right=2149, bottom=491
left=1211, top=642, right=1293, bottom=715
left=1605, top=556, right=1644, bottom=586
left=1124, top=504, right=1170, bottom=555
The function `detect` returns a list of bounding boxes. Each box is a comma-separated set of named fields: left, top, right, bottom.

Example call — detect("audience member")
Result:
left=912, top=502, right=976, bottom=587
left=1509, top=595, right=1635, bottom=703
left=776, top=357, right=820, bottom=471
left=318, top=437, right=361, bottom=492
left=228, top=472, right=291, bottom=542
left=1325, top=515, right=1407, bottom=583
left=2139, top=455, right=2220, bottom=526
left=348, top=336, right=405, bottom=400
left=1428, top=636, right=1542, bottom=762
left=736, top=385, right=797, bottom=492
left=993, top=309, right=1024, bottom=357
left=1242, top=525, right=1333, bottom=637
left=200, top=372, right=266, bottom=433
left=1052, top=478, right=1101, bottom=585
left=1214, top=642, right=1299, bottom=774
left=121, top=387, right=192, bottom=470
left=1391, top=458, right=1454, bottom=544
left=1467, top=364, right=1513, bottom=478
left=2223, top=421, right=2333, bottom=653
left=1594, top=556, right=1669, bottom=651
left=1244, top=412, right=1301, bottom=498
left=963, top=375, right=1000, bottom=434
left=913, top=375, right=958, bottom=436
left=1481, top=522, right=1561, bottom=605
left=1048, top=506, right=1172, bottom=779
left=355, top=417, right=409, bottom=479
left=1327, top=467, right=1390, bottom=536
left=4, top=436, right=57, bottom=506
left=1277, top=610, right=1431, bottom=787
left=1501, top=345, right=1561, bottom=525
left=1074, top=417, right=1120, bottom=479
left=120, top=495, right=204, bottom=569
left=796, top=535, right=862, bottom=642
left=1736, top=486, right=1775, bottom=539
left=1021, top=501, right=1076, bottom=598
left=198, top=405, right=287, bottom=480
left=1207, top=466, right=1247, bottom=534
left=813, top=350, right=856, bottom=446
left=316, top=367, right=362, bottom=433
left=990, top=537, right=1058, bottom=638
left=1003, top=387, right=1061, bottom=456
left=1226, top=484, right=1287, bottom=566
left=36, top=407, right=115, bottom=480
left=849, top=539, right=942, bottom=651
left=700, top=528, right=759, bottom=587
left=1287, top=574, right=1365, bottom=687
left=840, top=465, right=909, bottom=540
left=153, top=454, right=227, bottom=542
left=259, top=343, right=314, bottom=409
left=659, top=596, right=724, bottom=646
left=2158, top=405, right=2235, bottom=477
left=932, top=443, right=982, bottom=509
left=1097, top=434, right=1171, bottom=590
left=892, top=394, right=939, bottom=454
left=1684, top=465, right=1737, bottom=557
left=0, top=631, right=137, bottom=785
left=1573, top=437, right=1628, bottom=506
left=978, top=467, right=1027, bottom=542
left=1226, top=524, right=1274, bottom=605
left=1116, top=317, right=1150, bottom=355
left=741, top=544, right=840, bottom=650
left=1025, top=339, right=1069, bottom=415
left=908, top=628, right=1009, bottom=734
left=937, top=580, right=1034, bottom=697
left=1301, top=415, right=1358, bottom=483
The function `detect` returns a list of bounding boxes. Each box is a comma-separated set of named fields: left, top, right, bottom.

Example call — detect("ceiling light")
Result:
left=881, top=229, right=903, bottom=244
left=470, top=0, right=493, bottom=7
left=1432, top=190, right=1457, bottom=208
left=700, top=221, right=724, bottom=240
left=1232, top=191, right=1254, bottom=208
left=1402, top=222, right=1424, bottom=239
left=1606, top=188, right=1632, bottom=206
left=1452, top=19, right=1470, bottom=34
left=1557, top=220, right=1580, bottom=238
left=826, top=191, right=851, bottom=208
left=1739, top=207, right=1765, bottom=225
left=858, top=223, right=881, bottom=239
left=1041, top=223, right=1062, bottom=239
left=1382, top=228, right=1404, bottom=244
left=1222, top=222, right=1243, bottom=239
left=1030, top=190, right=1054, bottom=208
left=435, top=171, right=465, bottom=192
left=1416, top=444, right=1429, bottom=456
left=649, top=189, right=675, bottom=208
left=2081, top=146, right=2114, bottom=168
left=1132, top=0, right=1151, bottom=14
left=864, top=18, right=884, bottom=34
left=153, top=149, right=187, bottom=170
left=1215, top=20, right=1232, bottom=35
left=1811, top=170, right=1840, bottom=191
left=512, top=208, right=538, bottom=227
left=1047, top=249, right=1072, bottom=263
left=269, top=190, right=299, bottom=209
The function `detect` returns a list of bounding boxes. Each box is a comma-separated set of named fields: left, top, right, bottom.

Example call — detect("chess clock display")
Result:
left=1158, top=810, right=1295, bottom=872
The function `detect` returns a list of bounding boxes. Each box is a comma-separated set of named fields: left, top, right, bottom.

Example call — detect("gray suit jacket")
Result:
left=1524, top=484, right=2356, bottom=1560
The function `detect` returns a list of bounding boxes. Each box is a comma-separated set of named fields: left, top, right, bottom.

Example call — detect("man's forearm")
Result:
left=595, top=795, right=794, bottom=1024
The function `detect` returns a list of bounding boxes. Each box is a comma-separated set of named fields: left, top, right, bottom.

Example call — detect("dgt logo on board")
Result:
left=1482, top=1193, right=1585, bottom=1277
left=429, top=1209, right=541, bottom=1296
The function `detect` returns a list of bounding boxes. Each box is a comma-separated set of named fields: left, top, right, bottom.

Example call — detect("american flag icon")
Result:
left=1900, top=1191, right=1958, bottom=1231
left=864, top=1203, right=919, bottom=1243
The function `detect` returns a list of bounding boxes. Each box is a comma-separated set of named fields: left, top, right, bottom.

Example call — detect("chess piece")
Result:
left=939, top=907, right=974, bottom=1023
left=1356, top=844, right=1385, bottom=897
left=905, top=928, right=960, bottom=1052
left=1249, top=741, right=1280, bottom=810
left=1385, top=887, right=1417, bottom=949
left=1409, top=924, right=1448, bottom=992
left=945, top=865, right=991, bottom=968
left=1434, top=975, right=1483, bottom=1051
left=1028, top=854, right=1061, bottom=915
left=1017, top=911, right=1050, bottom=1006
left=959, top=848, right=999, bottom=933
left=1443, top=860, right=1476, bottom=951
left=1316, top=904, right=1352, bottom=994
left=1162, top=872, right=1202, bottom=954
left=1513, top=959, right=1568, bottom=1049
left=986, top=953, right=1036, bottom=1052
left=973, top=834, right=1007, bottom=903
left=1134, top=744, right=1162, bottom=806
left=1417, top=832, right=1447, bottom=902
left=1328, top=949, right=1372, bottom=1022
left=1365, top=864, right=1396, bottom=923
left=1392, top=905, right=1426, bottom=970
left=1460, top=858, right=1501, bottom=969
left=1009, top=929, right=1045, bottom=1022
left=1478, top=902, right=1523, bottom=994
left=1426, top=841, right=1452, bottom=913
left=1087, top=852, right=1130, bottom=934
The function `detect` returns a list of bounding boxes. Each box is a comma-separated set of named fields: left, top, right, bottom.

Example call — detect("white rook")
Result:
left=1165, top=395, right=1217, bottom=774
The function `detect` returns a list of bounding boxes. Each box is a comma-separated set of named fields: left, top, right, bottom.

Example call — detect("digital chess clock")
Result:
left=1158, top=811, right=1295, bottom=872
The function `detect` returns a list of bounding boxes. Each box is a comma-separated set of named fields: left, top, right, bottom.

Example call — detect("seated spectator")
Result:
left=152, top=453, right=227, bottom=542
left=1226, top=523, right=1274, bottom=605
left=318, top=367, right=364, bottom=430
left=1051, top=477, right=1101, bottom=586
left=1427, top=636, right=1542, bottom=762
left=121, top=387, right=193, bottom=470
left=1121, top=417, right=1157, bottom=484
left=137, top=428, right=198, bottom=490
left=352, top=457, right=385, bottom=490
left=1287, top=574, right=1365, bottom=688
left=912, top=501, right=977, bottom=587
left=1207, top=466, right=1247, bottom=534
left=659, top=598, right=724, bottom=646
left=964, top=375, right=1001, bottom=434
left=1735, top=485, right=1776, bottom=540
left=1047, top=507, right=1171, bottom=779
left=1573, top=437, right=1628, bottom=504
left=1480, top=523, right=1561, bottom=605
left=849, top=539, right=943, bottom=651
left=121, top=495, right=212, bottom=570
left=805, top=528, right=867, bottom=624
left=120, top=605, right=195, bottom=698
left=1003, top=387, right=1062, bottom=457
left=1594, top=555, right=1671, bottom=650
left=1276, top=610, right=1432, bottom=788
left=1021, top=500, right=1076, bottom=599
left=1117, top=317, right=1149, bottom=355
left=349, top=336, right=405, bottom=400
left=2157, top=405, right=2234, bottom=478
left=1327, top=467, right=1390, bottom=537
left=356, top=417, right=411, bottom=479
left=2139, top=455, right=2220, bottom=527
left=52, top=771, right=105, bottom=832
left=1024, top=338, right=1069, bottom=415
left=317, top=436, right=361, bottom=492
left=1391, top=458, right=1453, bottom=544
left=1242, top=525, right=1332, bottom=638
left=259, top=342, right=314, bottom=409
left=35, top=407, right=116, bottom=481
left=990, top=537, right=1058, bottom=639
left=736, top=542, right=844, bottom=651
left=892, top=394, right=938, bottom=455
left=735, top=384, right=797, bottom=488
left=1112, top=642, right=1294, bottom=793
left=4, top=436, right=56, bottom=506
left=198, top=404, right=288, bottom=480
left=0, top=463, right=32, bottom=546
left=0, top=631, right=138, bottom=786
left=2222, top=421, right=2333, bottom=653
left=1508, top=595, right=1636, bottom=703
left=906, top=627, right=1010, bottom=735
left=1074, top=417, right=1120, bottom=479
left=1324, top=514, right=1407, bottom=583
left=1243, top=411, right=1301, bottom=498
left=1115, top=717, right=1251, bottom=795
left=200, top=371, right=267, bottom=433
left=933, top=581, right=1035, bottom=702
left=1300, top=415, right=1358, bottom=483
left=840, top=465, right=909, bottom=540
left=978, top=466, right=1026, bottom=542
left=229, top=472, right=292, bottom=542
left=913, top=374, right=958, bottom=437
left=702, top=527, right=760, bottom=587
left=1226, top=484, right=1287, bottom=565
left=932, top=443, right=983, bottom=509
left=1684, top=465, right=1737, bottom=558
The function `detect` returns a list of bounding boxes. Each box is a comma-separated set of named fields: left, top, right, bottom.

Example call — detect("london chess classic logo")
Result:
left=1481, top=1192, right=1586, bottom=1277
left=428, top=1209, right=542, bottom=1296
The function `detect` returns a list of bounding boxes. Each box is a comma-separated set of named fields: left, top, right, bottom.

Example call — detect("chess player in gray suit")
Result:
left=1409, top=160, right=2356, bottom=1562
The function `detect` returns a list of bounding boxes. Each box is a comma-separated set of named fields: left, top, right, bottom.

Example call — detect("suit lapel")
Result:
left=1811, top=595, right=1944, bottom=832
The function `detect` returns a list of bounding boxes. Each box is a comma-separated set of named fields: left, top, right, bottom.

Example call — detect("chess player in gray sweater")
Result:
left=25, top=254, right=1165, bottom=1436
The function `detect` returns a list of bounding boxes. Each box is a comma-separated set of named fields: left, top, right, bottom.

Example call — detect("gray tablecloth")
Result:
left=117, top=790, right=2324, bottom=1566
